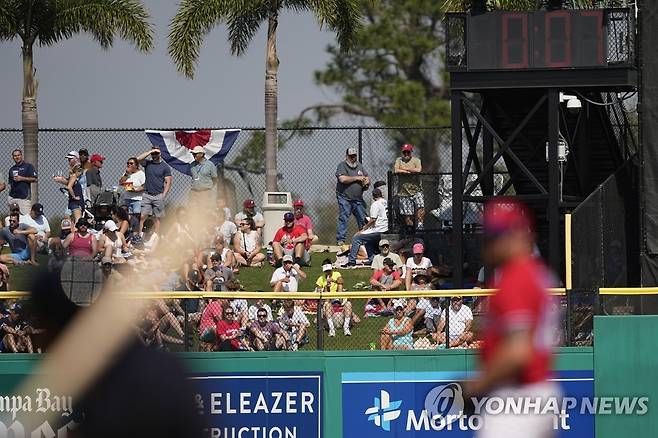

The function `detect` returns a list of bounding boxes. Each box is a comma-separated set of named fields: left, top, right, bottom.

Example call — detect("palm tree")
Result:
left=168, top=0, right=361, bottom=191
left=0, top=0, right=154, bottom=202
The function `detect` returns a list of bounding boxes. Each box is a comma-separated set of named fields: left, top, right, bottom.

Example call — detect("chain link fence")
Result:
left=0, top=127, right=456, bottom=242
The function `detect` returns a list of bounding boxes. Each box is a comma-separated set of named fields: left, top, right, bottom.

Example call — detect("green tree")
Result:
left=168, top=0, right=362, bottom=191
left=314, top=0, right=451, bottom=171
left=0, top=0, right=154, bottom=201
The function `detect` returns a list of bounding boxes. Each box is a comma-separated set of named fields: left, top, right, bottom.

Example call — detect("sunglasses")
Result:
left=258, top=314, right=267, bottom=318
left=225, top=312, right=235, bottom=316
left=127, top=162, right=136, bottom=166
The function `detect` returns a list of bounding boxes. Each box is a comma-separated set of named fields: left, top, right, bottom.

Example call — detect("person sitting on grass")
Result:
left=270, top=255, right=306, bottom=292
left=248, top=299, right=273, bottom=322
left=249, top=308, right=291, bottom=351
left=233, top=217, right=265, bottom=267
left=272, top=212, right=308, bottom=267
left=204, top=253, right=234, bottom=292
left=62, top=218, right=97, bottom=259
left=366, top=258, right=402, bottom=317
left=0, top=303, right=34, bottom=353
left=216, top=306, right=249, bottom=351
left=278, top=300, right=309, bottom=350
left=380, top=302, right=414, bottom=350
left=370, top=239, right=403, bottom=273
left=198, top=298, right=225, bottom=350
left=0, top=212, right=39, bottom=265
left=434, top=296, right=474, bottom=348
left=314, top=259, right=359, bottom=337
left=203, top=235, right=236, bottom=271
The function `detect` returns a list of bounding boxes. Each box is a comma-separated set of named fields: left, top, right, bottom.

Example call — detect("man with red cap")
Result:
left=464, top=197, right=559, bottom=437
left=394, top=143, right=425, bottom=232
left=293, top=199, right=316, bottom=250
left=86, top=153, right=105, bottom=200
left=272, top=212, right=308, bottom=266
left=235, top=199, right=265, bottom=233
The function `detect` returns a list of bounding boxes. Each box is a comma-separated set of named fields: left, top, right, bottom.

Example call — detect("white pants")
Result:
left=478, top=381, right=561, bottom=438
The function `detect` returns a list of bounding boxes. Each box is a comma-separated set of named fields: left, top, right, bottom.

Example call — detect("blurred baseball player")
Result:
left=464, top=198, right=560, bottom=438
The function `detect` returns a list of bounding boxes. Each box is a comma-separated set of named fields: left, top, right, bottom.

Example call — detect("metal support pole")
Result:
left=184, top=301, right=189, bottom=352
left=483, top=104, right=494, bottom=284
left=316, top=298, right=323, bottom=350
left=548, top=89, right=561, bottom=275
left=444, top=298, right=450, bottom=350
left=358, top=128, right=363, bottom=163
left=452, top=91, right=464, bottom=290
left=566, top=289, right=572, bottom=347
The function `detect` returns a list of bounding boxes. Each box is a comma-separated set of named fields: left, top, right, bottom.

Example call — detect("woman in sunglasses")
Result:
left=119, top=157, right=145, bottom=221
left=380, top=300, right=414, bottom=350
left=233, top=217, right=265, bottom=267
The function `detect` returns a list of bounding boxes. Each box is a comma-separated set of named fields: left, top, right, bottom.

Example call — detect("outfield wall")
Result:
left=0, top=316, right=656, bottom=437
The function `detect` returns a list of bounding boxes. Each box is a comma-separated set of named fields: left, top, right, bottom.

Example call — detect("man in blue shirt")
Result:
left=137, top=146, right=173, bottom=234
left=189, top=145, right=218, bottom=209
left=7, top=149, right=37, bottom=215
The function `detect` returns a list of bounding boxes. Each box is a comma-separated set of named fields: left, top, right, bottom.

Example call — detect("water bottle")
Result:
left=266, top=246, right=274, bottom=265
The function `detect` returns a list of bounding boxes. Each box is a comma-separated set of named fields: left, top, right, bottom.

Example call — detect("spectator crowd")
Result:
left=0, top=143, right=481, bottom=353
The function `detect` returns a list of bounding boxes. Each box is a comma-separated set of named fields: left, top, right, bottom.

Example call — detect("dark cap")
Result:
left=243, top=199, right=255, bottom=208
left=9, top=303, right=21, bottom=313
left=283, top=212, right=295, bottom=222
left=383, top=257, right=396, bottom=267
left=76, top=218, right=90, bottom=229
left=8, top=203, right=20, bottom=212
left=31, top=203, right=44, bottom=215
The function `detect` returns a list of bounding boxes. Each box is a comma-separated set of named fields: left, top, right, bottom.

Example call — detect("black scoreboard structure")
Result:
left=445, top=7, right=643, bottom=290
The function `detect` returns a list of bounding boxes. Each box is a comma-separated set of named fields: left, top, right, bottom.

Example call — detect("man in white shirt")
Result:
left=371, top=239, right=403, bottom=272
left=270, top=255, right=306, bottom=292
left=345, top=188, right=388, bottom=267
left=22, top=203, right=50, bottom=253
left=404, top=242, right=433, bottom=290
left=3, top=203, right=29, bottom=227
left=435, top=296, right=474, bottom=347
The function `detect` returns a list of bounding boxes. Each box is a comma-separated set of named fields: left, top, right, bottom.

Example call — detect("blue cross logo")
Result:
left=365, top=390, right=402, bottom=432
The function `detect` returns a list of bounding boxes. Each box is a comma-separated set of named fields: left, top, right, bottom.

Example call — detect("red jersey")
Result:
left=273, top=225, right=307, bottom=250
left=482, top=255, right=555, bottom=384
left=216, top=319, right=241, bottom=350
left=199, top=300, right=223, bottom=333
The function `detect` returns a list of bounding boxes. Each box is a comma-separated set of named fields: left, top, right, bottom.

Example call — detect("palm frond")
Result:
left=304, top=0, right=362, bottom=49
left=0, top=0, right=19, bottom=41
left=168, top=0, right=230, bottom=79
left=40, top=0, right=153, bottom=51
left=225, top=1, right=270, bottom=56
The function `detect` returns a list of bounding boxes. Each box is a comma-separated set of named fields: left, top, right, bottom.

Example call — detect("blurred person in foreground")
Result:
left=23, top=270, right=204, bottom=437
left=463, top=198, right=559, bottom=438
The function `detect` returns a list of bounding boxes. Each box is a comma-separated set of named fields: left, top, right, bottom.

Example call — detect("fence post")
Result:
left=184, top=302, right=189, bottom=352
left=316, top=298, right=323, bottom=350
left=444, top=297, right=450, bottom=349
left=358, top=128, right=363, bottom=163
left=566, top=289, right=572, bottom=347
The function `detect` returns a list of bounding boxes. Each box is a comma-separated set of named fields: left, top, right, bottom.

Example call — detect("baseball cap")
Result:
left=66, top=150, right=79, bottom=159
left=76, top=218, right=90, bottom=229
left=283, top=212, right=295, bottom=222
left=61, top=218, right=72, bottom=230
left=101, top=257, right=113, bottom=266
left=90, top=153, right=105, bottom=162
left=383, top=257, right=395, bottom=267
left=191, top=146, right=205, bottom=154
left=402, top=143, right=413, bottom=152
left=412, top=243, right=425, bottom=254
left=346, top=147, right=358, bottom=156
left=293, top=199, right=305, bottom=207
left=31, top=203, right=44, bottom=215
left=322, top=263, right=333, bottom=272
left=392, top=298, right=407, bottom=309
left=282, top=254, right=294, bottom=263
left=8, top=203, right=20, bottom=212
left=243, top=199, right=255, bottom=208
left=103, top=220, right=119, bottom=232
left=451, top=295, right=463, bottom=301
left=379, top=239, right=390, bottom=247
left=374, top=180, right=387, bottom=189
left=78, top=148, right=89, bottom=156
left=483, top=197, right=534, bottom=238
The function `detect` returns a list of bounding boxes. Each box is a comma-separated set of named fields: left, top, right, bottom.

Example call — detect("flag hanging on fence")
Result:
left=144, top=129, right=240, bottom=176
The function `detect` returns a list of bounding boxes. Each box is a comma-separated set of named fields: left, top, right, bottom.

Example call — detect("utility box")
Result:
left=262, top=192, right=293, bottom=245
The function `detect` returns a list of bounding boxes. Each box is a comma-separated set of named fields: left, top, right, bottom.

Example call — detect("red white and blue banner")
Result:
left=144, top=129, right=241, bottom=175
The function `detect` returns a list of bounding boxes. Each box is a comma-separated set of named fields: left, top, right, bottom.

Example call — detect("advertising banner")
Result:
left=342, top=370, right=594, bottom=437
left=192, top=372, right=322, bottom=438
